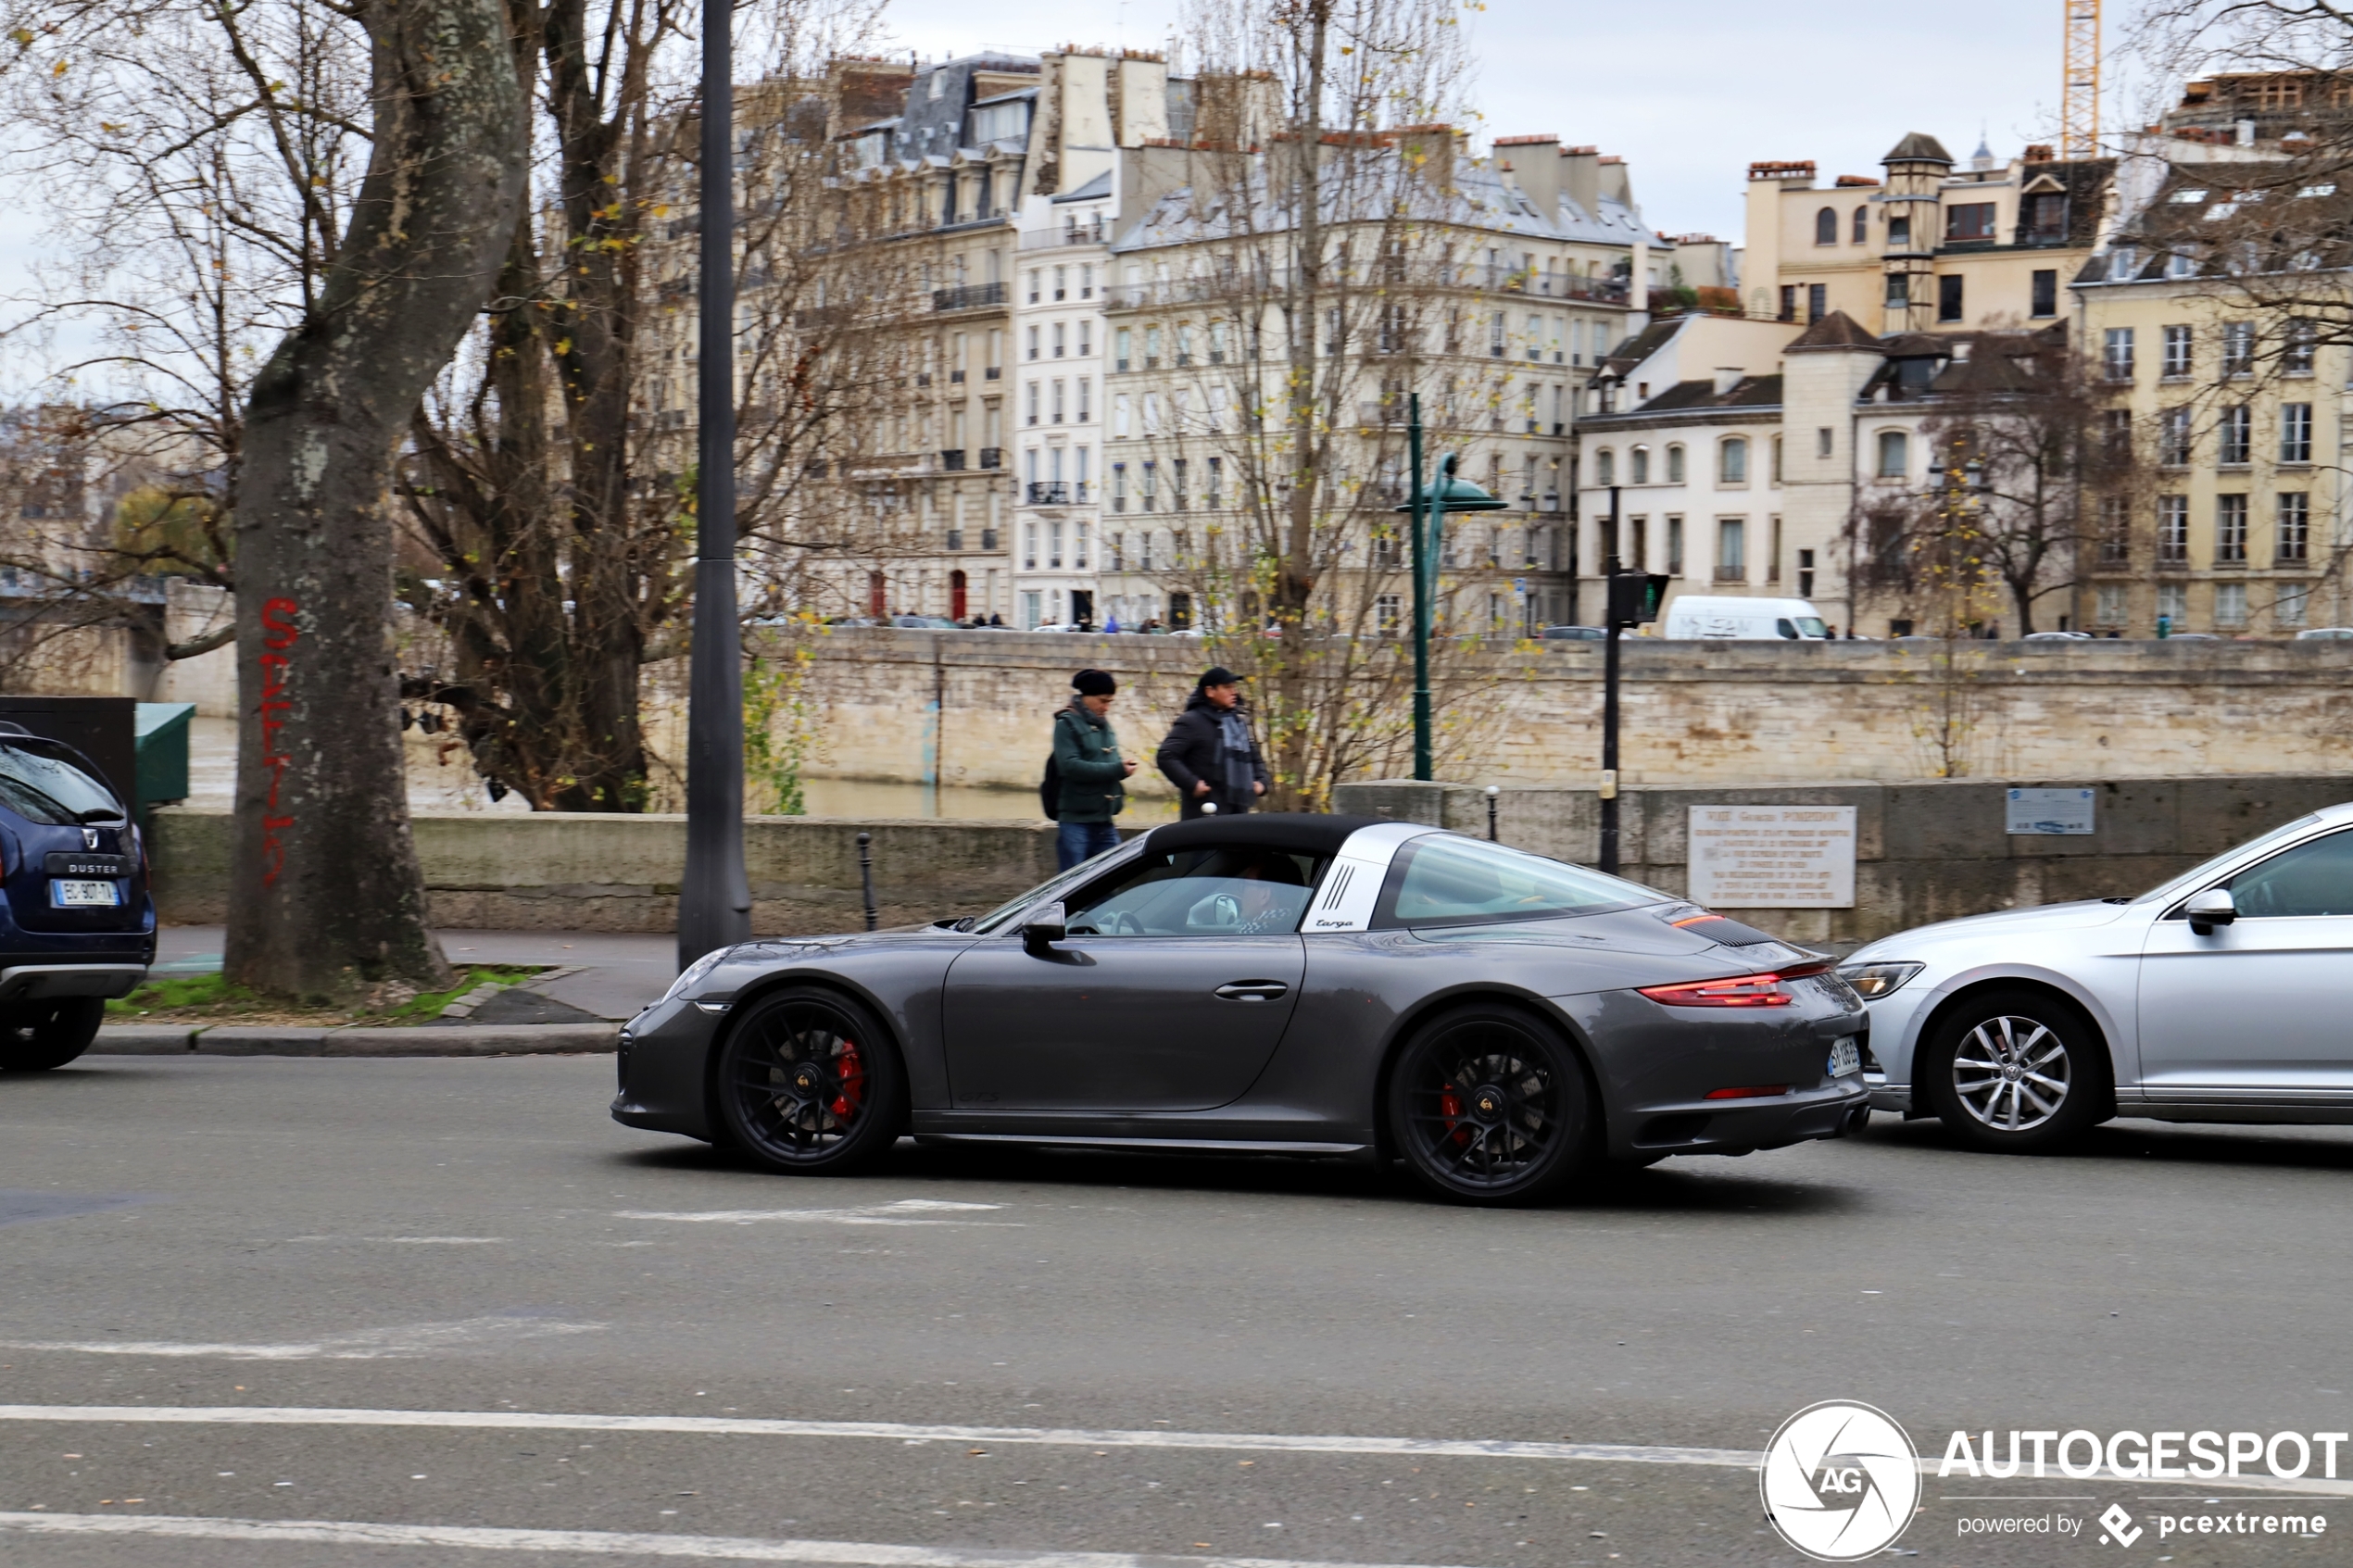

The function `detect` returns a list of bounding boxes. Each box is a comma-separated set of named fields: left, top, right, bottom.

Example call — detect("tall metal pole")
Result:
left=677, top=0, right=751, bottom=968
left=1407, top=395, right=1431, bottom=782
left=1598, top=484, right=1622, bottom=876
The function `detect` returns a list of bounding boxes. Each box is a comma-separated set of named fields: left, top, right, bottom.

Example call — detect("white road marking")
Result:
left=0, top=1405, right=2347, bottom=1498
left=0, top=1317, right=604, bottom=1361
left=616, top=1198, right=1016, bottom=1227
left=0, top=1403, right=1750, bottom=1465
left=0, top=1512, right=1474, bottom=1568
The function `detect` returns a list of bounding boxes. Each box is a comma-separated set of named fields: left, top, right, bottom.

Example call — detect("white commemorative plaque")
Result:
left=1687, top=805, right=1857, bottom=909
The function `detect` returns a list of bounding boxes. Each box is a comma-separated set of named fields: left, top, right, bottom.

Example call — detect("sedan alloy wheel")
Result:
left=1951, top=1014, right=2070, bottom=1132
left=1919, top=989, right=2108, bottom=1153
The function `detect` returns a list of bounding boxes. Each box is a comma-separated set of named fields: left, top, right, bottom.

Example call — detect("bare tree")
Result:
left=1843, top=331, right=2131, bottom=635
left=1112, top=0, right=1532, bottom=806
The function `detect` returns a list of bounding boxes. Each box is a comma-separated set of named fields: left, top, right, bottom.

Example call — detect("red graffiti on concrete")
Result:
left=258, top=596, right=298, bottom=886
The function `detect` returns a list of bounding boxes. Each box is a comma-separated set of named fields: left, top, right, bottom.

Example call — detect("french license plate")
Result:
left=51, top=880, right=121, bottom=909
left=1827, top=1038, right=1861, bottom=1078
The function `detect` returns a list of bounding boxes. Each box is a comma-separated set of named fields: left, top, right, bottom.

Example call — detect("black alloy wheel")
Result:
left=715, top=987, right=906, bottom=1174
left=0, top=997, right=105, bottom=1072
left=1387, top=1004, right=1592, bottom=1204
left=1918, top=987, right=2109, bottom=1154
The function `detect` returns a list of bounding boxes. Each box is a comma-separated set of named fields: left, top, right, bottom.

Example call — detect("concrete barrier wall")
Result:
left=151, top=809, right=1070, bottom=935
left=1335, top=774, right=2353, bottom=944
left=155, top=771, right=2353, bottom=944
left=640, top=630, right=2353, bottom=797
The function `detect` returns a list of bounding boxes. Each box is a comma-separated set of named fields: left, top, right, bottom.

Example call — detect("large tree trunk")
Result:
left=225, top=0, right=529, bottom=999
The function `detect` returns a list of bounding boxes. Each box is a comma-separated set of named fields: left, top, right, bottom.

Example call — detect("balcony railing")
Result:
left=1713, top=565, right=1747, bottom=583
left=1357, top=401, right=1403, bottom=425
left=938, top=449, right=967, bottom=470
left=1026, top=482, right=1091, bottom=506
left=1020, top=218, right=1110, bottom=250
left=932, top=282, right=1007, bottom=312
left=976, top=447, right=1004, bottom=470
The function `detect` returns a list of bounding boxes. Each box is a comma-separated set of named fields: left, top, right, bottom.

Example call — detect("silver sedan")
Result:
left=1840, top=802, right=2353, bottom=1150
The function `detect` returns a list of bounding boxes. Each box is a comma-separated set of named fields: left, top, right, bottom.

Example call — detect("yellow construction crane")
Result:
left=2061, top=0, right=2100, bottom=158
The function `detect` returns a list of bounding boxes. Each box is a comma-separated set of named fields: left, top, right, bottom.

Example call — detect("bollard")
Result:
left=1485, top=784, right=1499, bottom=842
left=856, top=831, right=878, bottom=931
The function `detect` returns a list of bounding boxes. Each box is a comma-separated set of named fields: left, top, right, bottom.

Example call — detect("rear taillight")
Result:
left=1704, top=1085, right=1789, bottom=1099
left=1638, top=960, right=1833, bottom=1009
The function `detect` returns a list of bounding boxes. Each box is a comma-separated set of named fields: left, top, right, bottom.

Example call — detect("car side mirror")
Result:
left=1021, top=901, right=1068, bottom=953
left=2185, top=886, right=2236, bottom=935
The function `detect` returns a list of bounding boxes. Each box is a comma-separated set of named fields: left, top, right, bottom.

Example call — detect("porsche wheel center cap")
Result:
left=1470, top=1085, right=1505, bottom=1123
left=792, top=1066, right=824, bottom=1096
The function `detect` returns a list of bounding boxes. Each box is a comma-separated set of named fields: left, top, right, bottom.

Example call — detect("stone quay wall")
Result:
left=656, top=630, right=2353, bottom=797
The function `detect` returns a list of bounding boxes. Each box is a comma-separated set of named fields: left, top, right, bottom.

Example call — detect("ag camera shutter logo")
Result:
left=1760, top=1400, right=1921, bottom=1561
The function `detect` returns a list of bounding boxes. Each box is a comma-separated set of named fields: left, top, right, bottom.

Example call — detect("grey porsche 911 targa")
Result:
left=613, top=814, right=1870, bottom=1203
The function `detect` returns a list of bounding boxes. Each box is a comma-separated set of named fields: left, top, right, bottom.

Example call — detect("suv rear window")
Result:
left=0, top=741, right=124, bottom=825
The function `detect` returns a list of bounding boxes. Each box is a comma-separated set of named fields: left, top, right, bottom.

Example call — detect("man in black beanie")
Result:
left=1050, top=668, right=1135, bottom=869
left=1155, top=666, right=1268, bottom=820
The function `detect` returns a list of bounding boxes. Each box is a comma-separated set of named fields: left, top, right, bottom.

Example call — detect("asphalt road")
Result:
left=4, top=1056, right=2351, bottom=1568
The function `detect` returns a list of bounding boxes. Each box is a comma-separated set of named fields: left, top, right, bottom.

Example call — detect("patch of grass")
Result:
left=107, top=972, right=253, bottom=1017
left=384, top=965, right=540, bottom=1023
left=108, top=964, right=546, bottom=1026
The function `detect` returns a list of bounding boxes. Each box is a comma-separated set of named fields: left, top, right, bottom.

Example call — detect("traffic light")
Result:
left=1605, top=571, right=1670, bottom=630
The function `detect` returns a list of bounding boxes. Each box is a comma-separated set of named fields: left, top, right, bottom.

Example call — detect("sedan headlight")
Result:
left=661, top=947, right=731, bottom=1005
left=1838, top=961, right=1923, bottom=999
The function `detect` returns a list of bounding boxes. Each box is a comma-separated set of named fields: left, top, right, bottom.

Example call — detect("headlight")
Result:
left=1838, top=961, right=1923, bottom=999
left=661, top=947, right=731, bottom=1005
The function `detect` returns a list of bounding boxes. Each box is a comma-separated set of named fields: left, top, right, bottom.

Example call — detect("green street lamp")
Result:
left=1394, top=400, right=1505, bottom=782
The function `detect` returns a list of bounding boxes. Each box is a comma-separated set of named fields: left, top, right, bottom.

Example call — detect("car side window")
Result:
left=2223, top=829, right=2353, bottom=917
left=1064, top=846, right=1322, bottom=937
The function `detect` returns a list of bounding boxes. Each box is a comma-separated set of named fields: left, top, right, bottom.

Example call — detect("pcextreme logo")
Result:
left=1759, top=1400, right=1922, bottom=1562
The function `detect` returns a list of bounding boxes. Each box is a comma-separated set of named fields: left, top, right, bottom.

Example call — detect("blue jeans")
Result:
left=1056, top=819, right=1121, bottom=871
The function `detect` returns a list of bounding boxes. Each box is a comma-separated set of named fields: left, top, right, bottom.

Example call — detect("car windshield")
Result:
left=1792, top=617, right=1830, bottom=638
left=1376, top=834, right=1658, bottom=928
left=0, top=740, right=123, bottom=825
left=965, top=842, right=1133, bottom=934
left=2132, top=814, right=2319, bottom=905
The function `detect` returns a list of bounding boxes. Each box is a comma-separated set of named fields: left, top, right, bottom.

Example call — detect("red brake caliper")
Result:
left=830, top=1040, right=866, bottom=1122
left=1439, top=1082, right=1470, bottom=1146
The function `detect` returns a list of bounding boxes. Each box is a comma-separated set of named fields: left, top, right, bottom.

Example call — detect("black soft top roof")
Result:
left=1144, top=812, right=1403, bottom=859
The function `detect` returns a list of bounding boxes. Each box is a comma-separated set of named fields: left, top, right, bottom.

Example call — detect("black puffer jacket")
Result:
left=1155, top=691, right=1268, bottom=819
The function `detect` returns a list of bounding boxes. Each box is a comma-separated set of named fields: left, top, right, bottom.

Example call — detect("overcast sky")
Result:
left=883, top=0, right=2114, bottom=242
left=0, top=0, right=2147, bottom=378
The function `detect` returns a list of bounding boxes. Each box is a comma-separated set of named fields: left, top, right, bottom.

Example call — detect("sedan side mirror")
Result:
left=1021, top=901, right=1068, bottom=953
left=2185, top=886, right=2236, bottom=935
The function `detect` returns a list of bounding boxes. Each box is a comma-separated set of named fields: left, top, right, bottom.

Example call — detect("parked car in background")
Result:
left=2022, top=631, right=2092, bottom=641
left=2296, top=627, right=2353, bottom=641
left=1660, top=596, right=1831, bottom=642
left=1841, top=804, right=2353, bottom=1152
left=1540, top=625, right=1607, bottom=642
left=0, top=722, right=156, bottom=1072
left=889, top=615, right=960, bottom=630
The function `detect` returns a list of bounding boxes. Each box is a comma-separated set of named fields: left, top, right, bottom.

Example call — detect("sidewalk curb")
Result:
left=91, top=1022, right=619, bottom=1057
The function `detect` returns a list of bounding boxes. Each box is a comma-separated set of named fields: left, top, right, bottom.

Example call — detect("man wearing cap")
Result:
left=1155, top=667, right=1269, bottom=821
left=1051, top=669, right=1137, bottom=870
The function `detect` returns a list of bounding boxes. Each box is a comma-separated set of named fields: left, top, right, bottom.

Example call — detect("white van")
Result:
left=1659, top=596, right=1832, bottom=641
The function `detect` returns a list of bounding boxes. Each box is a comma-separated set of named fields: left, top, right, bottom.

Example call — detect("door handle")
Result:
left=1214, top=980, right=1289, bottom=1002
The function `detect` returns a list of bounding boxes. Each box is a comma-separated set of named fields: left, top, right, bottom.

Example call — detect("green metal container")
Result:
left=134, top=702, right=195, bottom=815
